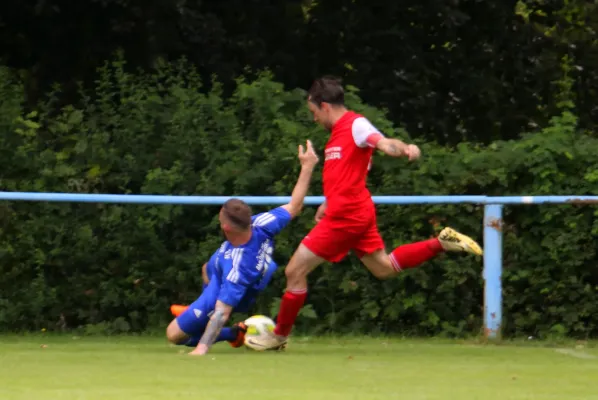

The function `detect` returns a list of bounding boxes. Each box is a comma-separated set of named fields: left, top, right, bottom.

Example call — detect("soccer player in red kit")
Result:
left=245, top=76, right=483, bottom=351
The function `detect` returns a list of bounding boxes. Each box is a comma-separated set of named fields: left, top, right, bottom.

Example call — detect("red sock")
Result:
left=274, top=289, right=307, bottom=337
left=389, top=238, right=444, bottom=271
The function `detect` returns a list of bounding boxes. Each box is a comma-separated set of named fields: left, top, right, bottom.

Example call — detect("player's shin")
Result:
left=274, top=288, right=307, bottom=337
left=389, top=238, right=444, bottom=270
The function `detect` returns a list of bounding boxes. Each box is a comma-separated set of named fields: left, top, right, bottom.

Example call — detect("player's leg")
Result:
left=168, top=310, right=247, bottom=348
left=274, top=244, right=325, bottom=336
left=245, top=244, right=324, bottom=350
left=166, top=311, right=246, bottom=349
left=275, top=215, right=366, bottom=339
left=166, top=294, right=213, bottom=346
left=358, top=223, right=483, bottom=279
left=245, top=218, right=354, bottom=350
left=166, top=291, right=246, bottom=349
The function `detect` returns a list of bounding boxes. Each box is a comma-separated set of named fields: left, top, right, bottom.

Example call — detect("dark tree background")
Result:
left=1, top=0, right=596, bottom=144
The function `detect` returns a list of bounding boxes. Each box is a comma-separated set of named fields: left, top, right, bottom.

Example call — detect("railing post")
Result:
left=483, top=204, right=503, bottom=339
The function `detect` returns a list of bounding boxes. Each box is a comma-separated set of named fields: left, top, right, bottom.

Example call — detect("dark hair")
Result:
left=308, top=76, right=344, bottom=106
left=222, top=198, right=252, bottom=230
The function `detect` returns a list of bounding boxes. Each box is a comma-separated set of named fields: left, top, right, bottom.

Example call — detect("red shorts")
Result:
left=301, top=210, right=385, bottom=263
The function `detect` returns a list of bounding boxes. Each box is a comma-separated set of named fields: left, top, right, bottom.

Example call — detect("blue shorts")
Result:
left=176, top=290, right=216, bottom=337
left=176, top=287, right=260, bottom=337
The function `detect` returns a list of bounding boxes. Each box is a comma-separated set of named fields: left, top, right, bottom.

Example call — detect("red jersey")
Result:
left=323, top=111, right=384, bottom=218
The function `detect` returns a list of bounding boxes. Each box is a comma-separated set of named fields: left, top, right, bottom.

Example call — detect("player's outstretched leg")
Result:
left=166, top=296, right=247, bottom=348
left=360, top=227, right=482, bottom=279
left=245, top=244, right=324, bottom=351
left=174, top=323, right=248, bottom=349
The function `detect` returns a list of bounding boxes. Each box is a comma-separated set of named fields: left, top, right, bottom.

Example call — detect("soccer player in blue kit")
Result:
left=165, top=140, right=319, bottom=356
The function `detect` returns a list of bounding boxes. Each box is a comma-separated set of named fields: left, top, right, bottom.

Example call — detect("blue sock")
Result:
left=180, top=328, right=237, bottom=347
left=182, top=336, right=200, bottom=347
left=218, top=327, right=237, bottom=342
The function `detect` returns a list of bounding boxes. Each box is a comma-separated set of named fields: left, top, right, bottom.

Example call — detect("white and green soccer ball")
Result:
left=243, top=315, right=275, bottom=348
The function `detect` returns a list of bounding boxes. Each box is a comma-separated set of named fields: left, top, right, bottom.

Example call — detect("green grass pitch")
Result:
left=0, top=336, right=596, bottom=400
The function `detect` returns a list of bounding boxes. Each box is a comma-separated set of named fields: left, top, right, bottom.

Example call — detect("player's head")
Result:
left=219, top=198, right=252, bottom=238
left=307, top=76, right=346, bottom=130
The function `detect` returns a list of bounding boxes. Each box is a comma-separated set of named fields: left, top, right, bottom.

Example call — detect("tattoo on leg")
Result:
left=199, top=310, right=226, bottom=348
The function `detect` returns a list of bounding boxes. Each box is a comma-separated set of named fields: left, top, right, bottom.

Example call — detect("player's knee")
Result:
left=285, top=265, right=307, bottom=285
left=166, top=319, right=186, bottom=344
left=361, top=252, right=398, bottom=280
left=370, top=268, right=395, bottom=280
left=284, top=245, right=320, bottom=286
left=165, top=328, right=178, bottom=344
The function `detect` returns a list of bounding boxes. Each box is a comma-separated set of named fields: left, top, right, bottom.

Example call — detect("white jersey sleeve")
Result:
left=352, top=117, right=384, bottom=148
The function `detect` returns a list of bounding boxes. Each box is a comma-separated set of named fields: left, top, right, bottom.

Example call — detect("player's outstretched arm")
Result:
left=375, top=137, right=421, bottom=161
left=193, top=300, right=233, bottom=355
left=281, top=139, right=319, bottom=219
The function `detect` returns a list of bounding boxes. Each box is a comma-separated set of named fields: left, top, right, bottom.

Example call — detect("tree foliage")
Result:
left=0, top=1, right=596, bottom=144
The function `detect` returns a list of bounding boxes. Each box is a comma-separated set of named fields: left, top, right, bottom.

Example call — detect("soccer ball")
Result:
left=243, top=315, right=275, bottom=347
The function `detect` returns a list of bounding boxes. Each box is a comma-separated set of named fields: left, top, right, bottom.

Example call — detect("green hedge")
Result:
left=0, top=58, right=596, bottom=338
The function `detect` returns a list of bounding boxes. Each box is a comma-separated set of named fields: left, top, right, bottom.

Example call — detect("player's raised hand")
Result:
left=298, top=139, right=319, bottom=168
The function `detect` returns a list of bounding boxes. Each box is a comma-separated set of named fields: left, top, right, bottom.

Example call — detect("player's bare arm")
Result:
left=281, top=139, right=319, bottom=218
left=375, top=137, right=421, bottom=161
left=314, top=200, right=327, bottom=222
left=189, top=300, right=233, bottom=356
left=201, top=262, right=209, bottom=285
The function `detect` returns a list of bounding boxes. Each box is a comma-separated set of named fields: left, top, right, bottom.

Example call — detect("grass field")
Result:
left=1, top=335, right=597, bottom=400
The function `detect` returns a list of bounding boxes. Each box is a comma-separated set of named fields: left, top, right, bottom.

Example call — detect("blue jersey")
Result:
left=205, top=206, right=292, bottom=309
left=176, top=206, right=293, bottom=337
